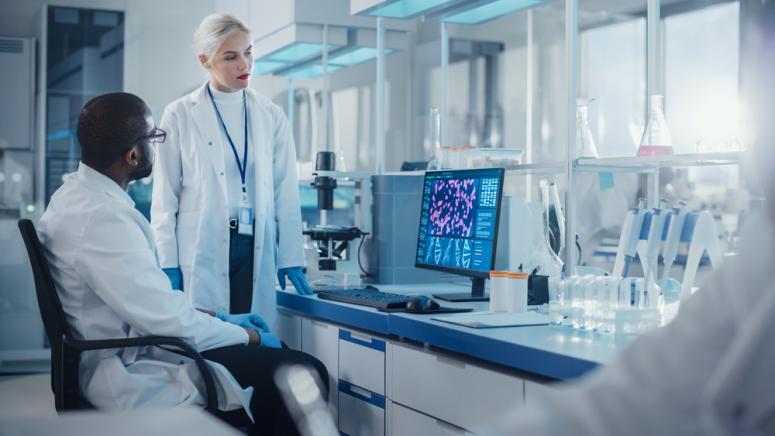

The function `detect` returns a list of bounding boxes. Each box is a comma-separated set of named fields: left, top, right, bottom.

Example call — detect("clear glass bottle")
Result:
left=426, top=107, right=446, bottom=170
left=576, top=99, right=599, bottom=159
left=637, top=95, right=674, bottom=157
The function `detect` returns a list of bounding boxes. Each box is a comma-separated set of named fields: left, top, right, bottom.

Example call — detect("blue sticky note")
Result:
left=598, top=172, right=614, bottom=191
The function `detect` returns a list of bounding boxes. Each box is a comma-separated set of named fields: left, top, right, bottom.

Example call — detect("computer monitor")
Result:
left=414, top=168, right=505, bottom=302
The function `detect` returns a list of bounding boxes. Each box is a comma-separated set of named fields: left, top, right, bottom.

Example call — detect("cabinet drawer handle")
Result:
left=339, top=330, right=386, bottom=351
left=310, top=320, right=329, bottom=329
left=436, top=354, right=467, bottom=369
left=339, top=380, right=386, bottom=409
left=435, top=419, right=468, bottom=434
left=349, top=332, right=373, bottom=343
left=349, top=385, right=372, bottom=399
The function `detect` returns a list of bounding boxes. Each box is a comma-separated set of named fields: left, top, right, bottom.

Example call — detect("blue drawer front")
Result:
left=339, top=329, right=386, bottom=352
left=338, top=380, right=386, bottom=409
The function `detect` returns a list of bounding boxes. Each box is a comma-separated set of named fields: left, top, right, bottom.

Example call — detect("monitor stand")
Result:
left=434, top=277, right=489, bottom=302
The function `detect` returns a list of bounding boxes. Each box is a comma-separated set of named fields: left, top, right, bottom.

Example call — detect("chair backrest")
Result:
left=18, top=218, right=73, bottom=410
left=17, top=219, right=74, bottom=344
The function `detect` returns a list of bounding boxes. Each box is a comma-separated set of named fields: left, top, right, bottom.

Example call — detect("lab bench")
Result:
left=274, top=284, right=631, bottom=436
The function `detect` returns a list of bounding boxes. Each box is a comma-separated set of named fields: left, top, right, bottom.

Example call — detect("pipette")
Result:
left=662, top=201, right=688, bottom=280
left=643, top=199, right=670, bottom=306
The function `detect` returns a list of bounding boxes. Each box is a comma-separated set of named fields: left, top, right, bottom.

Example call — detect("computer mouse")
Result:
left=405, top=295, right=441, bottom=313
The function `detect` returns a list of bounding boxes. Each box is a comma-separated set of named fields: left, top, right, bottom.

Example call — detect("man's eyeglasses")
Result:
left=135, top=127, right=167, bottom=146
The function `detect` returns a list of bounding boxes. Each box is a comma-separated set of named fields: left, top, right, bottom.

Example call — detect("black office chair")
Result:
left=17, top=219, right=219, bottom=413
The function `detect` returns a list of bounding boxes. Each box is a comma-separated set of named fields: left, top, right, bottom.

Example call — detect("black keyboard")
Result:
left=316, top=288, right=413, bottom=310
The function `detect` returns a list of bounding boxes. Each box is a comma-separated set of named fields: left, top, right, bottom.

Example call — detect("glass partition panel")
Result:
left=44, top=7, right=124, bottom=204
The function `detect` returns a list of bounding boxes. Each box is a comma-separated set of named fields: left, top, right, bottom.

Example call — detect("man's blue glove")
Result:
left=258, top=331, right=282, bottom=348
left=277, top=266, right=314, bottom=295
left=215, top=312, right=270, bottom=333
left=162, top=267, right=183, bottom=291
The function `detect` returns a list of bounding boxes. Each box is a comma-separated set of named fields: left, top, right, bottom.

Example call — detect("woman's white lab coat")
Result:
left=151, top=83, right=305, bottom=324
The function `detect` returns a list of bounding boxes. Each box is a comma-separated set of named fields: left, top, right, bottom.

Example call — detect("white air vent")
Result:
left=0, top=38, right=23, bottom=53
left=0, top=37, right=34, bottom=150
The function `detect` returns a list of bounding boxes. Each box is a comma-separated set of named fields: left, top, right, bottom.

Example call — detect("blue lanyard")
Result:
left=207, top=84, right=249, bottom=193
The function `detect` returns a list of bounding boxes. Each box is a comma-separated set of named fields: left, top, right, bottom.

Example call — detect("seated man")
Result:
left=37, top=92, right=327, bottom=435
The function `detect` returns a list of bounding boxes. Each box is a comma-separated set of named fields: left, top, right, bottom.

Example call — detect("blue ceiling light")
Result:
left=328, top=47, right=396, bottom=67
left=265, top=42, right=340, bottom=63
left=252, top=60, right=289, bottom=76
left=366, top=0, right=464, bottom=19
left=443, top=0, right=541, bottom=24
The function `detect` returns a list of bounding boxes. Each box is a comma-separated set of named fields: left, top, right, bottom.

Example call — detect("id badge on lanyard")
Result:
left=238, top=190, right=254, bottom=236
left=207, top=85, right=254, bottom=237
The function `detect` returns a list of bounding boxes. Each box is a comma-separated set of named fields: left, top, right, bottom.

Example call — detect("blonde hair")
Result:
left=193, top=14, right=251, bottom=61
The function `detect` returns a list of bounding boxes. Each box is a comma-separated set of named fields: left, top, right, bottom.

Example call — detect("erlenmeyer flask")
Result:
left=576, top=99, right=599, bottom=159
left=637, top=95, right=674, bottom=157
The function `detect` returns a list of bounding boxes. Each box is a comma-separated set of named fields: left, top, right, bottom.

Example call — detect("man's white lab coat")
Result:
left=37, top=163, right=253, bottom=415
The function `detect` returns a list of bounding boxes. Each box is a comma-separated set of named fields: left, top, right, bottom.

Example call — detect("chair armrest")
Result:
left=64, top=336, right=218, bottom=412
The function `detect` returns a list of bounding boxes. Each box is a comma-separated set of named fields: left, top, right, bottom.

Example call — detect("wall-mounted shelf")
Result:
left=502, top=162, right=566, bottom=175
left=573, top=151, right=743, bottom=173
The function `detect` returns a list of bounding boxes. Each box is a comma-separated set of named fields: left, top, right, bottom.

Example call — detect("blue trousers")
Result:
left=229, top=228, right=254, bottom=314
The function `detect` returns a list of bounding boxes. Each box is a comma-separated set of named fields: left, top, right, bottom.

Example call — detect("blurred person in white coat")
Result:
left=487, top=24, right=775, bottom=436
left=38, top=92, right=327, bottom=435
left=151, top=14, right=312, bottom=325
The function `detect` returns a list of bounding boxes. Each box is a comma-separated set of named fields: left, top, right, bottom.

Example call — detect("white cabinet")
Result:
left=275, top=310, right=301, bottom=350
left=524, top=380, right=557, bottom=407
left=338, top=328, right=387, bottom=435
left=291, top=315, right=530, bottom=436
left=339, top=380, right=386, bottom=436
left=301, top=318, right=340, bottom=413
left=388, top=402, right=472, bottom=436
left=388, top=342, right=524, bottom=434
left=339, top=328, right=386, bottom=395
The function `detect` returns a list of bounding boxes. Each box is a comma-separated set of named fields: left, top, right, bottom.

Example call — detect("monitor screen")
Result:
left=415, top=168, right=504, bottom=278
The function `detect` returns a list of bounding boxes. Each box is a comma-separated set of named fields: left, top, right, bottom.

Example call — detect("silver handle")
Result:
left=348, top=331, right=373, bottom=344
left=349, top=384, right=372, bottom=399
left=310, top=320, right=329, bottom=329
left=435, top=419, right=469, bottom=434
left=435, top=354, right=467, bottom=370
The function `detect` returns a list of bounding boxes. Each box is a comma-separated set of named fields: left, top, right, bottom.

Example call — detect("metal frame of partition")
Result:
left=376, top=17, right=386, bottom=174
left=365, top=0, right=738, bottom=277
left=565, top=0, right=579, bottom=274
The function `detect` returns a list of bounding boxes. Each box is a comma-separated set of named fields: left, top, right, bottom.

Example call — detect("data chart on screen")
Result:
left=415, top=168, right=504, bottom=275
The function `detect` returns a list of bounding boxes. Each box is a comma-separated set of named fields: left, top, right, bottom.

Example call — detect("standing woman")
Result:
left=151, top=14, right=313, bottom=325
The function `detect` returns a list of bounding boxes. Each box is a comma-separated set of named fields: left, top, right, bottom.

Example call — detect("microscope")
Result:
left=304, top=151, right=372, bottom=288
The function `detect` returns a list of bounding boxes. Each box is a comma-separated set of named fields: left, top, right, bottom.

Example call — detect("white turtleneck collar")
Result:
left=208, top=82, right=244, bottom=105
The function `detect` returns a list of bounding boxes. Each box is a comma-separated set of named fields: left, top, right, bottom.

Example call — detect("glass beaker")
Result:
left=637, top=95, right=674, bottom=157
left=600, top=276, right=621, bottom=333
left=581, top=276, right=602, bottom=330
left=563, top=276, right=584, bottom=328
left=576, top=99, right=599, bottom=159
left=549, top=279, right=570, bottom=325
